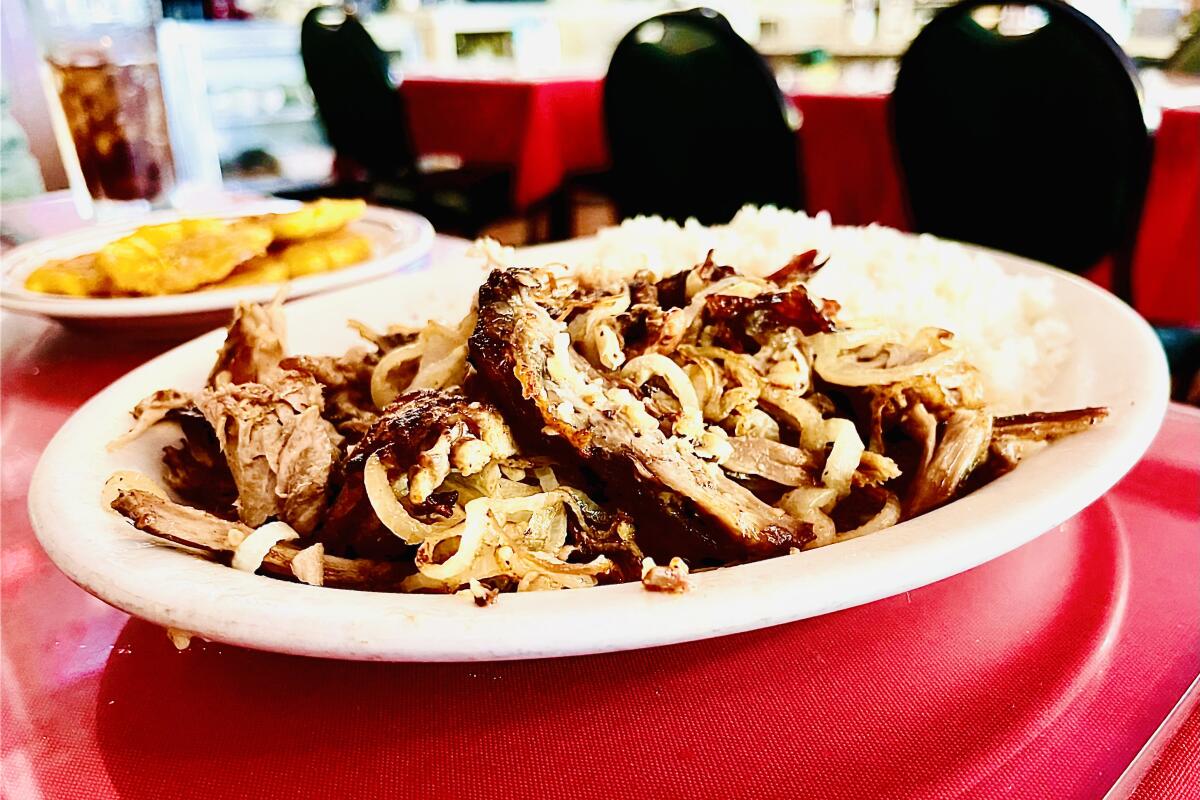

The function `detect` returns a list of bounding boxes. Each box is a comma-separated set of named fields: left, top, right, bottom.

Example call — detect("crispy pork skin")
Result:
left=320, top=389, right=514, bottom=558
left=470, top=268, right=812, bottom=564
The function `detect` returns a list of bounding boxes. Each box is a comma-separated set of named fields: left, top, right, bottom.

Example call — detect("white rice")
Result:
left=580, top=206, right=1072, bottom=414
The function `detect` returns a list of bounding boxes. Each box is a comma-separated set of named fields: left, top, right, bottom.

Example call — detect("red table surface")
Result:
left=401, top=77, right=1200, bottom=327
left=401, top=77, right=608, bottom=214
left=2, top=297, right=1200, bottom=797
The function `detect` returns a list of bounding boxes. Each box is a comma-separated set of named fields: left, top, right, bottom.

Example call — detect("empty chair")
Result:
left=604, top=8, right=802, bottom=225
left=301, top=5, right=416, bottom=180
left=299, top=6, right=511, bottom=236
left=892, top=0, right=1151, bottom=301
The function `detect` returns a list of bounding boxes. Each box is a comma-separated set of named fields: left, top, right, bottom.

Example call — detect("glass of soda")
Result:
left=26, top=0, right=176, bottom=218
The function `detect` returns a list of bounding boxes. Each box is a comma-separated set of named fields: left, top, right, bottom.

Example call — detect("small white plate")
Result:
left=0, top=202, right=434, bottom=333
left=27, top=237, right=1168, bottom=661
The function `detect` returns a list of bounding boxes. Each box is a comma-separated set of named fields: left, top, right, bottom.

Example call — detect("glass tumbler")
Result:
left=26, top=0, right=176, bottom=218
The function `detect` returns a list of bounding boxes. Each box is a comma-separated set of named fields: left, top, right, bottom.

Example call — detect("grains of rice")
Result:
left=581, top=206, right=1071, bottom=413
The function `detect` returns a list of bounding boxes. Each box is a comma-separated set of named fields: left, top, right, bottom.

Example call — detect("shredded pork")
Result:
left=106, top=246, right=1107, bottom=599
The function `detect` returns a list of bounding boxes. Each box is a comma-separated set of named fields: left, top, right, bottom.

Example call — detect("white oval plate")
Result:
left=28, top=238, right=1168, bottom=661
left=0, top=202, right=434, bottom=333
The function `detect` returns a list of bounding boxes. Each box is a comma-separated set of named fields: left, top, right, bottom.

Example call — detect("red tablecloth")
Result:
left=1131, top=107, right=1200, bottom=327
left=401, top=77, right=608, bottom=214
left=401, top=77, right=1200, bottom=325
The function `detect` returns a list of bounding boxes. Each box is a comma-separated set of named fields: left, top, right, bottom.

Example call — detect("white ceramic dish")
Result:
left=28, top=238, right=1168, bottom=662
left=0, top=202, right=434, bottom=333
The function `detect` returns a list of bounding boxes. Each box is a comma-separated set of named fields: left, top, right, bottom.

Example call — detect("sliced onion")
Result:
left=760, top=386, right=828, bottom=449
left=821, top=418, right=864, bottom=497
left=370, top=342, right=423, bottom=408
left=516, top=547, right=611, bottom=577
left=517, top=570, right=599, bottom=591
left=415, top=505, right=485, bottom=581
left=621, top=353, right=703, bottom=436
left=834, top=492, right=901, bottom=542
left=414, top=493, right=559, bottom=582
left=364, top=452, right=451, bottom=544
left=621, top=354, right=701, bottom=414
left=534, top=467, right=559, bottom=491
left=410, top=343, right=468, bottom=391
left=777, top=485, right=838, bottom=517
left=409, top=311, right=476, bottom=391
left=810, top=330, right=959, bottom=387
left=573, top=289, right=630, bottom=369
left=525, top=501, right=568, bottom=553
left=231, top=521, right=299, bottom=573
left=595, top=323, right=625, bottom=370
left=732, top=408, right=780, bottom=441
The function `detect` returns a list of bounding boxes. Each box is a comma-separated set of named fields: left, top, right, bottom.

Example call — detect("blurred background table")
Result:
left=397, top=76, right=1199, bottom=326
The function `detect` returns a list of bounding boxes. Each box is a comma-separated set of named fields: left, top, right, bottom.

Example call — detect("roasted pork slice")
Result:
left=470, top=268, right=813, bottom=563
left=906, top=409, right=993, bottom=517
left=195, top=370, right=341, bottom=534
left=972, top=406, right=1110, bottom=484
left=109, top=389, right=195, bottom=450
left=281, top=351, right=379, bottom=443
left=161, top=404, right=239, bottom=518
left=904, top=406, right=1109, bottom=517
left=208, top=299, right=287, bottom=386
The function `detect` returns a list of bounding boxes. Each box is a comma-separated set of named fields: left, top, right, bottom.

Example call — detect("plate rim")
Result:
left=0, top=204, right=435, bottom=320
left=26, top=234, right=1170, bottom=661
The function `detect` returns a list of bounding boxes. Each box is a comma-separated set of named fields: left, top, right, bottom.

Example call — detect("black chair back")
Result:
left=892, top=0, right=1151, bottom=279
left=300, top=6, right=415, bottom=178
left=604, top=8, right=802, bottom=225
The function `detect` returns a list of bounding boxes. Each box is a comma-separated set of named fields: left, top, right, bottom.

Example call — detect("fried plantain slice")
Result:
left=24, top=253, right=113, bottom=296
left=260, top=198, right=366, bottom=242
left=97, top=219, right=273, bottom=295
left=214, top=256, right=291, bottom=289
left=275, top=230, right=372, bottom=278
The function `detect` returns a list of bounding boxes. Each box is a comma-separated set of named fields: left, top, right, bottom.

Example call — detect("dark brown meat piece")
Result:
left=160, top=405, right=239, bottom=518
left=766, top=249, right=826, bottom=286
left=992, top=407, right=1108, bottom=439
left=470, top=268, right=812, bottom=564
left=208, top=300, right=286, bottom=386
left=281, top=351, right=378, bottom=444
left=320, top=389, right=513, bottom=559
left=961, top=406, right=1111, bottom=492
left=704, top=287, right=837, bottom=351
left=194, top=372, right=340, bottom=535
left=653, top=250, right=735, bottom=309
left=906, top=409, right=993, bottom=517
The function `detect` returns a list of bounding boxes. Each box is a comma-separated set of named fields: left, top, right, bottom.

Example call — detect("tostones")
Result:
left=97, top=219, right=273, bottom=295
left=24, top=253, right=114, bottom=297
left=261, top=199, right=366, bottom=241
